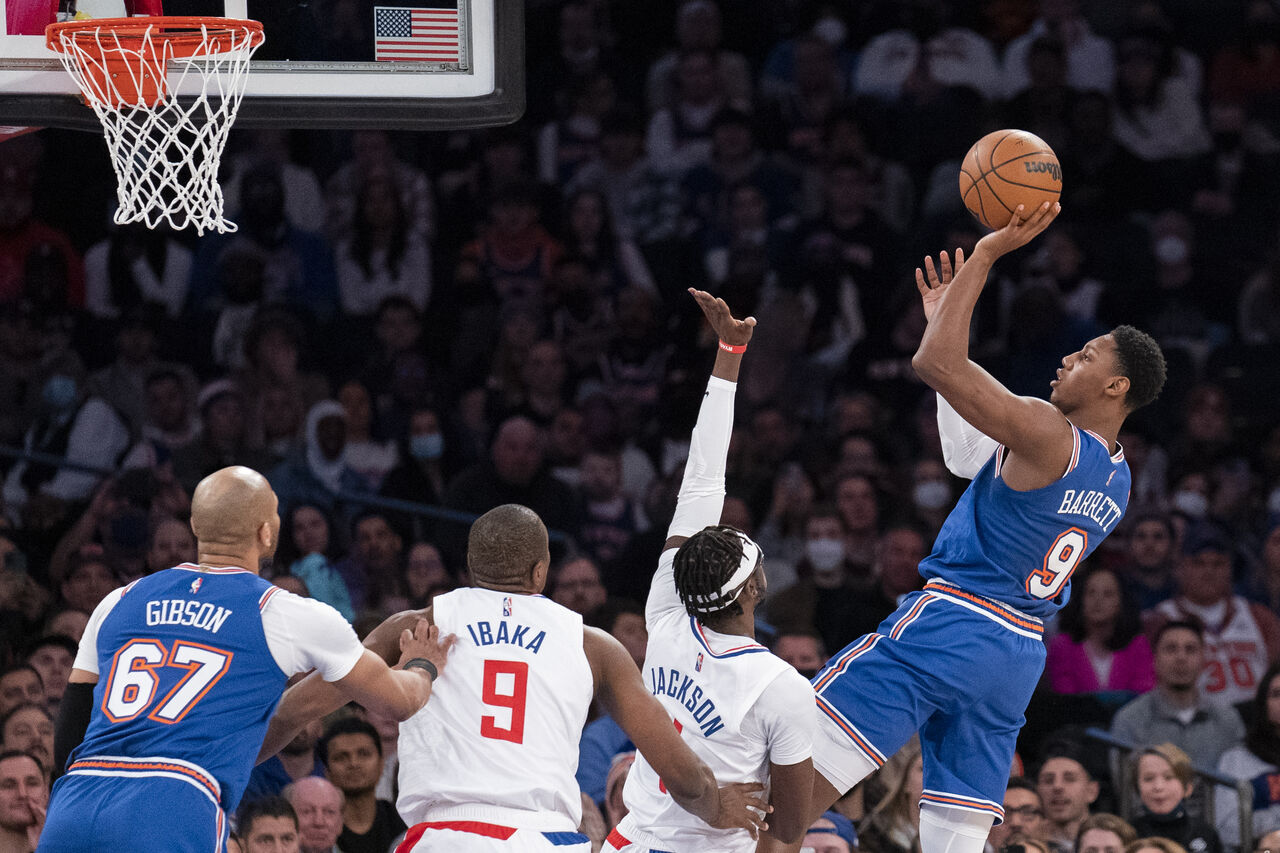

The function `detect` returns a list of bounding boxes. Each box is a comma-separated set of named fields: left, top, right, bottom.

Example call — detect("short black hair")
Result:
left=586, top=598, right=644, bottom=634
left=1037, top=740, right=1093, bottom=780
left=26, top=634, right=78, bottom=660
left=1154, top=617, right=1205, bottom=648
left=0, top=663, right=43, bottom=689
left=673, top=525, right=758, bottom=619
left=1005, top=776, right=1042, bottom=800
left=467, top=504, right=547, bottom=586
left=318, top=716, right=381, bottom=766
left=0, top=748, right=44, bottom=776
left=1110, top=325, right=1166, bottom=412
left=237, top=795, right=298, bottom=838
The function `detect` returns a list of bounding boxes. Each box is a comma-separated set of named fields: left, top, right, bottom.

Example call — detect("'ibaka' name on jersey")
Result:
left=650, top=667, right=724, bottom=737
left=1057, top=488, right=1123, bottom=532
left=145, top=599, right=232, bottom=633
left=465, top=620, right=546, bottom=654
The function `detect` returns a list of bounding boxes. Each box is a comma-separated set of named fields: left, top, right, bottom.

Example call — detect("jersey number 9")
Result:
left=1026, top=527, right=1087, bottom=600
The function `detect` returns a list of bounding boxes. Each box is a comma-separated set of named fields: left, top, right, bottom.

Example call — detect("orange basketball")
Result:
left=958, top=129, right=1061, bottom=230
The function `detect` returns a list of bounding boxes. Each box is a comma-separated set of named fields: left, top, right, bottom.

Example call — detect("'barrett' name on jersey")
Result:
left=145, top=599, right=233, bottom=633
left=650, top=666, right=725, bottom=737
left=465, top=620, right=547, bottom=654
left=1057, top=488, right=1124, bottom=532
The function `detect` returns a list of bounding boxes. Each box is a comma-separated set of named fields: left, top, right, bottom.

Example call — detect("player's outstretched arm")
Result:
left=586, top=627, right=771, bottom=837
left=912, top=202, right=1072, bottom=478
left=663, top=288, right=755, bottom=555
left=259, top=612, right=448, bottom=762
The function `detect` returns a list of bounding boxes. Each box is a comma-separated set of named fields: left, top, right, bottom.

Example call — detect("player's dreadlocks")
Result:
left=673, top=524, right=759, bottom=621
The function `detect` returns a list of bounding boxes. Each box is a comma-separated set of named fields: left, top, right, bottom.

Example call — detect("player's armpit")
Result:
left=761, top=758, right=814, bottom=845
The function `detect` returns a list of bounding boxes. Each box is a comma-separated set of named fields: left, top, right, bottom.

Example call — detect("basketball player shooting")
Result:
left=759, top=203, right=1168, bottom=853
left=259, top=503, right=770, bottom=852
left=602, top=289, right=816, bottom=853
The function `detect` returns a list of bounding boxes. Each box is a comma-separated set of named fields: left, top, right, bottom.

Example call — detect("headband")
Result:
left=687, top=532, right=762, bottom=613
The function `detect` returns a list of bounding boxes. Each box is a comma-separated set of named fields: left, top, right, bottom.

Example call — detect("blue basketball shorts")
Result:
left=38, top=757, right=227, bottom=853
left=810, top=581, right=1047, bottom=823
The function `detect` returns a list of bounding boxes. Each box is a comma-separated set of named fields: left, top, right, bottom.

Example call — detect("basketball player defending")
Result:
left=39, top=466, right=451, bottom=853
left=760, top=203, right=1168, bottom=853
left=604, top=289, right=816, bottom=853
left=260, top=509, right=770, bottom=852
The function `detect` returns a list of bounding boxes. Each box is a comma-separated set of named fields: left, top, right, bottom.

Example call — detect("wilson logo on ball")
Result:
left=1024, top=160, right=1062, bottom=181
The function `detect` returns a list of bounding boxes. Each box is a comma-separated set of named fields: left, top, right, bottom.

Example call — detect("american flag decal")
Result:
left=374, top=4, right=462, bottom=63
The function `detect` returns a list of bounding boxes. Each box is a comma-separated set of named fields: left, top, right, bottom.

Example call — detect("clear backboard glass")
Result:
left=0, top=0, right=523, bottom=129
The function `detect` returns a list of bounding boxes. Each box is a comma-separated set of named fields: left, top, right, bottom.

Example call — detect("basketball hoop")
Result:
left=46, top=17, right=264, bottom=234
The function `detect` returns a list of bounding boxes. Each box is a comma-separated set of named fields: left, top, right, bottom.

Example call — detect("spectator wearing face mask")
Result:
left=765, top=506, right=867, bottom=656
left=1, top=371, right=130, bottom=529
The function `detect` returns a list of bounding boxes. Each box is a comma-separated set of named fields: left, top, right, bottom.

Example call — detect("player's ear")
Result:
left=257, top=520, right=272, bottom=549
left=530, top=556, right=549, bottom=591
left=1105, top=374, right=1130, bottom=401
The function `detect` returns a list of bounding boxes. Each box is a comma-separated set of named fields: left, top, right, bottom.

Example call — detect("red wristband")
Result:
left=718, top=340, right=747, bottom=354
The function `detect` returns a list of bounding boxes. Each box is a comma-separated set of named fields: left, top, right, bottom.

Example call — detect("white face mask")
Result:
left=913, top=480, right=951, bottom=511
left=1154, top=235, right=1189, bottom=266
left=806, top=538, right=846, bottom=572
left=1172, top=490, right=1209, bottom=519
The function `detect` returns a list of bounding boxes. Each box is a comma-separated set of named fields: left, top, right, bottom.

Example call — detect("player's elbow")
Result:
left=768, top=807, right=809, bottom=844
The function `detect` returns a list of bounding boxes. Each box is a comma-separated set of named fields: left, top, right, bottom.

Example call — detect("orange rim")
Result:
left=46, top=17, right=263, bottom=59
left=45, top=17, right=262, bottom=108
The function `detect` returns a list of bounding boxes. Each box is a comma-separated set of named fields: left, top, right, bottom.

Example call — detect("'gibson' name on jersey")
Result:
left=146, top=599, right=232, bottom=633
left=1057, top=488, right=1123, bottom=532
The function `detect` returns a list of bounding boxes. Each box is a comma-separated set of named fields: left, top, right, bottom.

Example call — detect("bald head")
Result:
left=191, top=466, right=280, bottom=558
left=468, top=504, right=550, bottom=589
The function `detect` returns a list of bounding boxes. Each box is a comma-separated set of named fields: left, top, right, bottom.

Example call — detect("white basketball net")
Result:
left=50, top=20, right=263, bottom=234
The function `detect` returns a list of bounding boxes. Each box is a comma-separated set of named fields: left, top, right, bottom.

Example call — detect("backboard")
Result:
left=0, top=0, right=523, bottom=130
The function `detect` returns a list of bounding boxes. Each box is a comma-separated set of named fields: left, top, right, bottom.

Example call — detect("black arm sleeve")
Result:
left=53, top=681, right=95, bottom=779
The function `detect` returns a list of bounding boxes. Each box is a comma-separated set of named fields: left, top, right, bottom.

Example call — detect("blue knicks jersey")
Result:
left=72, top=566, right=288, bottom=811
left=920, top=426, right=1130, bottom=619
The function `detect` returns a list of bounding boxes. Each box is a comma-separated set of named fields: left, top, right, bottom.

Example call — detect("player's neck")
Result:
left=195, top=549, right=259, bottom=575
left=701, top=612, right=755, bottom=640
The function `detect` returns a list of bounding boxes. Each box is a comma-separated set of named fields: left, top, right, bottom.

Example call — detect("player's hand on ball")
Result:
left=976, top=201, right=1060, bottom=259
left=398, top=619, right=457, bottom=676
left=689, top=288, right=756, bottom=348
left=915, top=248, right=965, bottom=322
left=711, top=781, right=772, bottom=838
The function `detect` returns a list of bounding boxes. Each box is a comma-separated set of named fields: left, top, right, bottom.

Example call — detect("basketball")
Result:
left=959, top=130, right=1061, bottom=230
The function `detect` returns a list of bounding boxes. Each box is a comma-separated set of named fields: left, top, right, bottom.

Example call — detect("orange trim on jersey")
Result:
left=920, top=792, right=1004, bottom=818
left=1065, top=427, right=1081, bottom=476
left=889, top=594, right=933, bottom=640
left=812, top=633, right=880, bottom=691
left=258, top=586, right=281, bottom=610
left=68, top=758, right=219, bottom=801
left=816, top=697, right=885, bottom=767
left=101, top=638, right=166, bottom=723
left=922, top=583, right=1044, bottom=635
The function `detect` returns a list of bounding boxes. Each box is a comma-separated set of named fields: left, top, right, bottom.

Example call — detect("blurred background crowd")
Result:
left=3, top=0, right=1280, bottom=851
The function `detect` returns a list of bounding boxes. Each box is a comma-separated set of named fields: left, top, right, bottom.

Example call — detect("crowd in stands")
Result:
left=3, top=0, right=1280, bottom=850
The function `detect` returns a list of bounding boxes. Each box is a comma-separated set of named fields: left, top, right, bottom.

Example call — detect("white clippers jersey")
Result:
left=1155, top=595, right=1271, bottom=706
left=622, top=550, right=811, bottom=853
left=397, top=588, right=593, bottom=832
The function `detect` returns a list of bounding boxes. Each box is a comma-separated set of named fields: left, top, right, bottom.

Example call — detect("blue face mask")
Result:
left=411, top=433, right=444, bottom=461
left=42, top=375, right=78, bottom=412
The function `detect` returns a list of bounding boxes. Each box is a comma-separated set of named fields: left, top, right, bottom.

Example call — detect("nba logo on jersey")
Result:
left=502, top=596, right=512, bottom=616
left=695, top=653, right=704, bottom=672
left=190, top=578, right=203, bottom=595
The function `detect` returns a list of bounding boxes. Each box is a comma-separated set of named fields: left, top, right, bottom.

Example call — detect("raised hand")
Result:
left=689, top=288, right=756, bottom=348
left=915, top=248, right=965, bottom=322
left=976, top=200, right=1060, bottom=259
left=709, top=781, right=772, bottom=838
left=397, top=619, right=457, bottom=678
